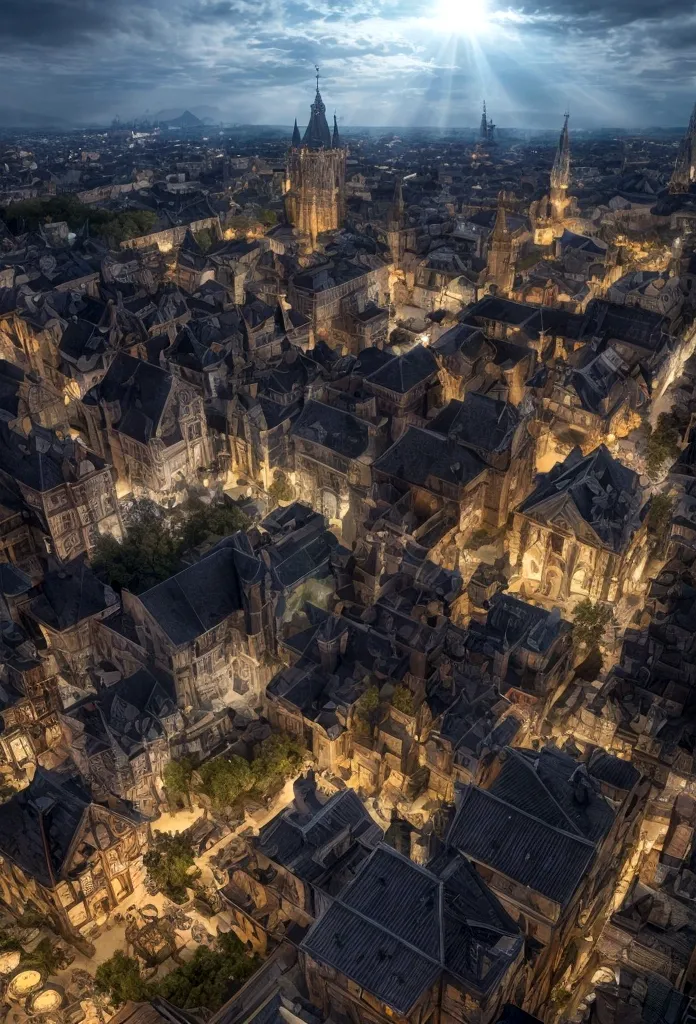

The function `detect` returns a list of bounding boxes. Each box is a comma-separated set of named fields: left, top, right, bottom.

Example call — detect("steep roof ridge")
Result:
left=503, top=748, right=585, bottom=837
left=336, top=843, right=445, bottom=967
left=456, top=781, right=595, bottom=848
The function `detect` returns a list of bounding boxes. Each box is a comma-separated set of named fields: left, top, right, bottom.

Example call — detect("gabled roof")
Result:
left=428, top=393, right=519, bottom=455
left=366, top=343, right=438, bottom=394
left=374, top=426, right=487, bottom=491
left=291, top=399, right=370, bottom=459
left=301, top=842, right=522, bottom=1013
left=518, top=444, right=643, bottom=553
left=0, top=768, right=140, bottom=887
left=88, top=351, right=174, bottom=445
left=136, top=543, right=245, bottom=645
left=447, top=747, right=615, bottom=906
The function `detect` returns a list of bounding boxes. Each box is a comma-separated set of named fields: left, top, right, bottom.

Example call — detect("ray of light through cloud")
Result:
left=0, top=0, right=694, bottom=125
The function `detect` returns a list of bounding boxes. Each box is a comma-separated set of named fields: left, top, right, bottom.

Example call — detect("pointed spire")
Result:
left=550, top=111, right=570, bottom=191
left=670, top=101, right=696, bottom=194
left=302, top=66, right=332, bottom=149
left=292, top=118, right=301, bottom=147
left=480, top=100, right=489, bottom=140
left=332, top=113, right=341, bottom=148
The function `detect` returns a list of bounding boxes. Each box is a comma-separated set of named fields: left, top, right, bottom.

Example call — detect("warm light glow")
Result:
left=433, top=0, right=491, bottom=37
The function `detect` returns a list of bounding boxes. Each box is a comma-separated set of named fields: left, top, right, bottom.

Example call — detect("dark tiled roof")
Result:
left=374, top=426, right=486, bottom=489
left=447, top=784, right=596, bottom=906
left=428, top=394, right=519, bottom=454
left=519, top=444, right=642, bottom=553
left=29, top=559, right=115, bottom=631
left=137, top=544, right=244, bottom=645
left=291, top=400, right=370, bottom=459
left=256, top=787, right=379, bottom=884
left=302, top=842, right=522, bottom=1012
left=366, top=344, right=438, bottom=394
left=90, top=352, right=173, bottom=444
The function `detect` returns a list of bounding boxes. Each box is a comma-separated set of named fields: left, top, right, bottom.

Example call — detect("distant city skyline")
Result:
left=2, top=0, right=696, bottom=129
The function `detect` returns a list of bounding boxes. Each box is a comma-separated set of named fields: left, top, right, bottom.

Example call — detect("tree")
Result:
left=197, top=755, right=253, bottom=810
left=1, top=196, right=157, bottom=246
left=92, top=501, right=179, bottom=593
left=194, top=228, right=214, bottom=252
left=267, top=471, right=294, bottom=504
left=645, top=414, right=682, bottom=480
left=95, top=935, right=258, bottom=1012
left=143, top=831, right=201, bottom=903
left=95, top=951, right=151, bottom=1006
left=391, top=685, right=415, bottom=716
left=251, top=734, right=305, bottom=795
left=22, top=937, right=65, bottom=975
left=163, top=757, right=196, bottom=803
left=154, top=932, right=258, bottom=1011
left=647, top=492, right=674, bottom=535
left=258, top=209, right=278, bottom=228
left=355, top=685, right=380, bottom=731
left=572, top=598, right=614, bottom=652
left=176, top=498, right=249, bottom=552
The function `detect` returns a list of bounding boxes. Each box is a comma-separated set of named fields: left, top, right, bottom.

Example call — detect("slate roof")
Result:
left=68, top=669, right=177, bottom=760
left=428, top=394, right=519, bottom=455
left=0, top=422, right=106, bottom=492
left=0, top=768, right=138, bottom=887
left=88, top=352, right=174, bottom=445
left=447, top=785, right=595, bottom=906
left=366, top=343, right=438, bottom=394
left=291, top=400, right=370, bottom=459
left=256, top=786, right=380, bottom=885
left=518, top=444, right=643, bottom=553
left=302, top=843, right=522, bottom=1013
left=374, top=426, right=487, bottom=490
left=588, top=750, right=640, bottom=792
left=29, top=559, right=115, bottom=631
left=447, top=747, right=615, bottom=906
left=137, top=544, right=244, bottom=645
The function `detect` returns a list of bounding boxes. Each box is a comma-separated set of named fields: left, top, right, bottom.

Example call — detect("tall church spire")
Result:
left=550, top=112, right=570, bottom=192
left=302, top=66, right=332, bottom=149
left=480, top=100, right=489, bottom=141
left=670, top=101, right=696, bottom=194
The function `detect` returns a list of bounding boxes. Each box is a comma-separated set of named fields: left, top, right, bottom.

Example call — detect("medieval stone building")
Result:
left=507, top=444, right=649, bottom=607
left=285, top=72, right=347, bottom=248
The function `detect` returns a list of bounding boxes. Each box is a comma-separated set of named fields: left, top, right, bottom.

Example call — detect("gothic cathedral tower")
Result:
left=285, top=69, right=347, bottom=248
left=669, top=101, right=696, bottom=194
left=550, top=112, right=571, bottom=222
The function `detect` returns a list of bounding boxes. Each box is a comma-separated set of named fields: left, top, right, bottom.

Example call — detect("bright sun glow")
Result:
left=433, top=0, right=491, bottom=37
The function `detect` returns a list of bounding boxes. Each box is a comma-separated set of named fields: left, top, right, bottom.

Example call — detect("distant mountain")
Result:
left=152, top=106, right=221, bottom=126
left=0, top=107, right=72, bottom=128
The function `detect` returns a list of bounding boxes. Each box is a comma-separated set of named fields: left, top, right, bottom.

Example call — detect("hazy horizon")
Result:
left=2, top=0, right=696, bottom=132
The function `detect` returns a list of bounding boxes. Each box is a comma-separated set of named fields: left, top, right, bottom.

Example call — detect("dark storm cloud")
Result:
left=0, top=0, right=695, bottom=125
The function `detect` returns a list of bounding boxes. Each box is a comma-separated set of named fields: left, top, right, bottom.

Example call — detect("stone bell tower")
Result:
left=285, top=68, right=347, bottom=249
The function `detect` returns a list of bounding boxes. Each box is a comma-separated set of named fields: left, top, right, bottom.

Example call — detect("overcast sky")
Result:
left=2, top=0, right=696, bottom=128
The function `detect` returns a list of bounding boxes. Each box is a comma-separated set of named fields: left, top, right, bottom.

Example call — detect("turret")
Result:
left=332, top=113, right=341, bottom=148
left=291, top=119, right=301, bottom=148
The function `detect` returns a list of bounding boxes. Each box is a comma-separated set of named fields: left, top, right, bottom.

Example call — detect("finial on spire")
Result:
left=315, top=65, right=320, bottom=92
